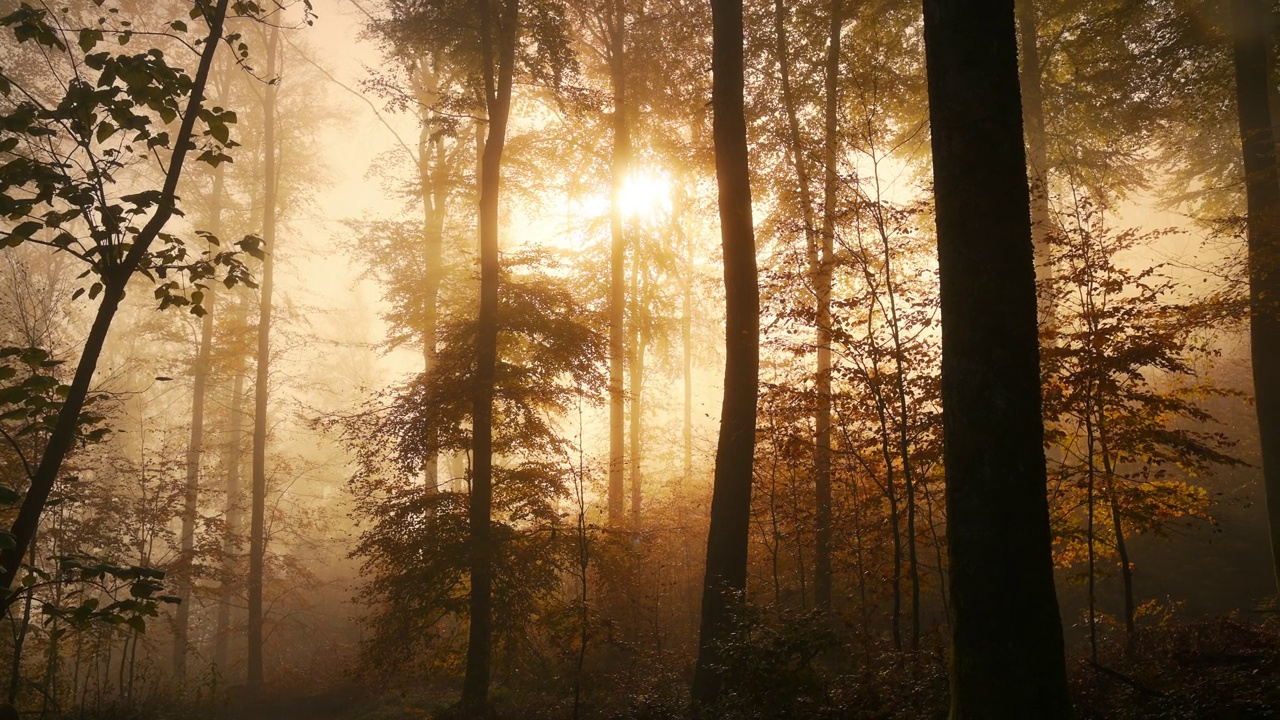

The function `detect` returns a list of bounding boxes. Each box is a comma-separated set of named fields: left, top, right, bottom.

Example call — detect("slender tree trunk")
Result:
left=173, top=162, right=224, bottom=683
left=1016, top=0, right=1052, bottom=309
left=8, top=541, right=34, bottom=703
left=417, top=55, right=448, bottom=489
left=0, top=0, right=233, bottom=591
left=683, top=219, right=693, bottom=482
left=772, top=0, right=832, bottom=616
left=1098, top=433, right=1135, bottom=651
left=691, top=0, right=759, bottom=703
left=460, top=0, right=517, bottom=711
left=813, top=0, right=841, bottom=617
left=247, top=23, right=280, bottom=696
left=629, top=257, right=646, bottom=527
left=1108, top=486, right=1135, bottom=647
left=921, top=0, right=1073, bottom=712
left=1085, top=406, right=1098, bottom=663
left=872, top=383, right=903, bottom=650
left=214, top=293, right=249, bottom=673
left=608, top=0, right=630, bottom=525
left=1232, top=0, right=1280, bottom=595
left=883, top=275, right=919, bottom=652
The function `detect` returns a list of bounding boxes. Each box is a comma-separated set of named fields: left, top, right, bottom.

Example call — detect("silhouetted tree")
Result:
left=691, top=0, right=759, bottom=704
left=921, top=0, right=1073, bottom=713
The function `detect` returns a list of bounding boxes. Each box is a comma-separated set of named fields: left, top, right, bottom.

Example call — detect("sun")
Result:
left=617, top=169, right=673, bottom=222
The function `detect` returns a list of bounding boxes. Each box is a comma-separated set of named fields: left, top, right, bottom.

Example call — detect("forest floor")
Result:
left=185, top=616, right=1280, bottom=720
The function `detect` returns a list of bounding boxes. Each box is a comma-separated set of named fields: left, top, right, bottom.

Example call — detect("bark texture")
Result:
left=921, top=0, right=1073, bottom=713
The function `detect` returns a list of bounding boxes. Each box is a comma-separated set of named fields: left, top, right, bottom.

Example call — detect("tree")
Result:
left=0, top=0, right=260, bottom=593
left=462, top=0, right=519, bottom=708
left=1230, top=0, right=1280, bottom=593
left=337, top=261, right=604, bottom=679
left=1040, top=197, right=1240, bottom=656
left=247, top=20, right=280, bottom=696
left=607, top=0, right=630, bottom=526
left=920, top=0, right=1073, bottom=713
left=691, top=0, right=759, bottom=705
left=172, top=131, right=226, bottom=686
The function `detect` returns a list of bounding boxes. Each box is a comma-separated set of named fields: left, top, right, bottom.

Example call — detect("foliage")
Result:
left=1041, top=196, right=1242, bottom=573
left=709, top=602, right=834, bottom=719
left=0, top=2, right=263, bottom=313
left=337, top=257, right=606, bottom=674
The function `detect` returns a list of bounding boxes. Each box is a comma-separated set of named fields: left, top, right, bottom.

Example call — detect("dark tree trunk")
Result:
left=690, top=0, right=759, bottom=704
left=460, top=0, right=518, bottom=711
left=0, top=0, right=233, bottom=592
left=921, top=0, right=1073, bottom=712
left=247, top=23, right=280, bottom=696
left=1232, top=0, right=1280, bottom=594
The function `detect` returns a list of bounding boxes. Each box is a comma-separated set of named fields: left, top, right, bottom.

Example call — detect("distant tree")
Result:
left=920, top=0, right=1073, bottom=714
left=691, top=0, right=759, bottom=705
left=247, top=20, right=281, bottom=697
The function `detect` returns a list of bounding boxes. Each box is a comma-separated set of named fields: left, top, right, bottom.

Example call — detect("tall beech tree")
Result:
left=461, top=0, right=518, bottom=709
left=921, top=0, right=1072, bottom=714
left=1231, top=0, right=1280, bottom=591
left=691, top=0, right=759, bottom=704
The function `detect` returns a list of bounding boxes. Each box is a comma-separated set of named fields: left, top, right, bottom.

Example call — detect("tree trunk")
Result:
left=683, top=215, right=693, bottom=483
left=1108, top=487, right=1135, bottom=648
left=813, top=0, right=840, bottom=617
left=1015, top=0, right=1052, bottom=310
left=1232, top=0, right=1280, bottom=595
left=460, top=0, right=517, bottom=711
left=173, top=161, right=224, bottom=683
left=417, top=55, right=448, bottom=489
left=871, top=377, right=903, bottom=650
left=214, top=296, right=247, bottom=673
left=921, top=0, right=1073, bottom=712
left=247, top=23, right=280, bottom=696
left=0, top=0, right=233, bottom=592
left=878, top=220, right=920, bottom=652
left=629, top=251, right=646, bottom=527
left=690, top=0, right=759, bottom=704
left=608, top=0, right=630, bottom=526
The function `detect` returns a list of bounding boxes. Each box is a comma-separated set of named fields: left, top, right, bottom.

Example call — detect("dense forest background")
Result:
left=0, top=0, right=1279, bottom=717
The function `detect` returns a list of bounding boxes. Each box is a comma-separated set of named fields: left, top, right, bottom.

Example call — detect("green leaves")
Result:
left=0, top=346, right=107, bottom=450
left=0, top=3, right=252, bottom=305
left=78, top=28, right=103, bottom=52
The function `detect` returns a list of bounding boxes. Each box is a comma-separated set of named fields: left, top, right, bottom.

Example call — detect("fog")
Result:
left=0, top=0, right=1277, bottom=717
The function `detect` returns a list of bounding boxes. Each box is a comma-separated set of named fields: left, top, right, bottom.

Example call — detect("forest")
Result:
left=0, top=0, right=1279, bottom=717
